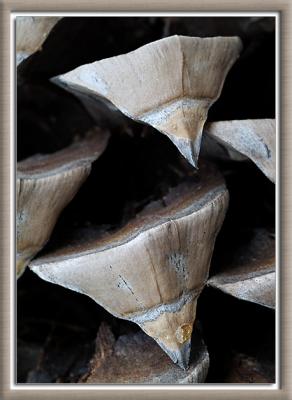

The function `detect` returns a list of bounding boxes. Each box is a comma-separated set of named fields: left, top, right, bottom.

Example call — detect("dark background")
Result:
left=17, top=16, right=275, bottom=383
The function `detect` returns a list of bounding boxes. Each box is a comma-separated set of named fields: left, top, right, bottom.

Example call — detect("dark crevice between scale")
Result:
left=18, top=16, right=275, bottom=122
left=16, top=16, right=276, bottom=384
left=18, top=17, right=166, bottom=80
left=17, top=96, right=275, bottom=383
left=197, top=287, right=275, bottom=383
left=38, top=125, right=198, bottom=255
left=17, top=269, right=139, bottom=383
left=17, top=81, right=97, bottom=161
left=209, top=160, right=275, bottom=278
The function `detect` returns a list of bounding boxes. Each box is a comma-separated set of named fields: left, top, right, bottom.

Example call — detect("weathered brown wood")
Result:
left=223, top=352, right=275, bottom=383
left=81, top=322, right=209, bottom=384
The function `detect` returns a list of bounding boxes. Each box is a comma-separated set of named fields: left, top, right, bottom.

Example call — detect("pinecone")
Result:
left=17, top=16, right=275, bottom=384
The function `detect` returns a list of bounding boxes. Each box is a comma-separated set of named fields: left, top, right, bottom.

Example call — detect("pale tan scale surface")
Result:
left=17, top=132, right=109, bottom=278
left=17, top=132, right=109, bottom=178
left=17, top=167, right=90, bottom=277
left=208, top=228, right=275, bottom=309
left=214, top=272, right=275, bottom=309
left=30, top=192, right=227, bottom=316
left=205, top=119, right=276, bottom=182
left=142, top=300, right=198, bottom=353
left=16, top=16, right=61, bottom=65
left=30, top=165, right=229, bottom=368
left=57, top=35, right=242, bottom=167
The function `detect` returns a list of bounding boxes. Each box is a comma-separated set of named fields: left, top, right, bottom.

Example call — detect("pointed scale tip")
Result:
left=138, top=298, right=197, bottom=370
left=168, top=133, right=201, bottom=169
left=175, top=340, right=192, bottom=370
left=139, top=98, right=207, bottom=169
left=157, top=338, right=192, bottom=371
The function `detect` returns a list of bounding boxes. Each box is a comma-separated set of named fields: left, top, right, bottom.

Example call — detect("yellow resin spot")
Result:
left=176, top=323, right=192, bottom=344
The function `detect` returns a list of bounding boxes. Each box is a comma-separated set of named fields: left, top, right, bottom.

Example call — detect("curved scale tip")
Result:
left=137, top=298, right=197, bottom=370
left=140, top=98, right=208, bottom=168
left=158, top=338, right=192, bottom=370
left=168, top=134, right=201, bottom=169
